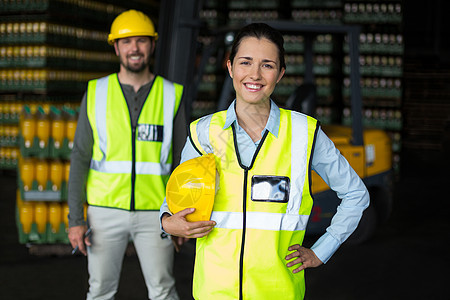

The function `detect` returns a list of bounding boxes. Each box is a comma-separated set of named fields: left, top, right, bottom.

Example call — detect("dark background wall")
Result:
left=402, top=0, right=450, bottom=177
left=404, top=0, right=450, bottom=61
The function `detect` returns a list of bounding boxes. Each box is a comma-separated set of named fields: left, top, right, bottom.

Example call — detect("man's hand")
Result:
left=285, top=244, right=323, bottom=273
left=171, top=236, right=190, bottom=252
left=68, top=225, right=91, bottom=256
left=162, top=208, right=216, bottom=239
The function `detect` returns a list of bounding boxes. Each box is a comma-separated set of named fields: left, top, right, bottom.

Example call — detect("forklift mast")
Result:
left=154, top=0, right=202, bottom=119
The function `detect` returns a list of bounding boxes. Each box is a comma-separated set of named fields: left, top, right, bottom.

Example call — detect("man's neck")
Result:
left=117, top=70, right=155, bottom=92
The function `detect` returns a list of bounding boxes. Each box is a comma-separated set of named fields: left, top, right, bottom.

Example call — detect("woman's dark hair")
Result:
left=229, top=23, right=286, bottom=71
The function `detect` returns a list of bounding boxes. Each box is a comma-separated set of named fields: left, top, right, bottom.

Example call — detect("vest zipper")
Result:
left=232, top=126, right=269, bottom=300
left=239, top=169, right=248, bottom=300
left=130, top=126, right=136, bottom=211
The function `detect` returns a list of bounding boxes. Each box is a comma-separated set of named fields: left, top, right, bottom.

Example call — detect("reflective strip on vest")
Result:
left=160, top=78, right=175, bottom=168
left=95, top=76, right=108, bottom=158
left=90, top=76, right=175, bottom=175
left=287, top=111, right=308, bottom=215
left=212, top=211, right=310, bottom=231
left=90, top=160, right=171, bottom=175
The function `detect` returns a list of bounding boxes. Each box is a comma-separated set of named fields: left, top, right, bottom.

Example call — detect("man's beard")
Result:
left=120, top=54, right=149, bottom=73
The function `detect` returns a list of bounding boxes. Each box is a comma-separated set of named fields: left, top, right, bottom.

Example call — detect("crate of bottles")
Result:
left=343, top=77, right=402, bottom=99
left=0, top=45, right=118, bottom=71
left=273, top=76, right=303, bottom=97
left=291, top=0, right=342, bottom=8
left=0, top=21, right=110, bottom=51
left=0, top=69, right=107, bottom=92
left=19, top=104, right=77, bottom=159
left=0, top=0, right=50, bottom=12
left=16, top=190, right=88, bottom=244
left=0, top=124, right=19, bottom=147
left=0, top=146, right=19, bottom=169
left=313, top=34, right=336, bottom=53
left=291, top=9, right=343, bottom=25
left=284, top=35, right=305, bottom=53
left=343, top=55, right=403, bottom=77
left=344, top=33, right=404, bottom=55
left=342, top=107, right=402, bottom=131
left=18, top=156, right=71, bottom=201
left=343, top=2, right=402, bottom=24
left=0, top=101, right=22, bottom=124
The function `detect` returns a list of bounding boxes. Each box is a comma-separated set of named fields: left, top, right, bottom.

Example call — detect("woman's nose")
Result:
left=249, top=65, right=261, bottom=80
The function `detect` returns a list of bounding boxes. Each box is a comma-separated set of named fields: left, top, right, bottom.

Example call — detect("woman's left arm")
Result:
left=286, top=127, right=370, bottom=271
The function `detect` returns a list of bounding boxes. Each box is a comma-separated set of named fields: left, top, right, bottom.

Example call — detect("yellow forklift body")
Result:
left=363, top=128, right=392, bottom=177
left=311, top=125, right=392, bottom=194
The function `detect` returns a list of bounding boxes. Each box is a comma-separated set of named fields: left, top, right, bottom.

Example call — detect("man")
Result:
left=67, top=9, right=185, bottom=300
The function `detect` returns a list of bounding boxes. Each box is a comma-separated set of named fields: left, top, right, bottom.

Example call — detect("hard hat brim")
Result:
left=108, top=32, right=159, bottom=45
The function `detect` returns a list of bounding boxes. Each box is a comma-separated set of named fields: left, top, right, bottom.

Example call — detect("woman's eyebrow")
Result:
left=262, top=59, right=276, bottom=64
left=238, top=56, right=253, bottom=60
left=237, top=56, right=276, bottom=64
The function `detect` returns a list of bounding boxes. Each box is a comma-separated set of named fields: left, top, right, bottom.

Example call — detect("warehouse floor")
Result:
left=0, top=165, right=449, bottom=300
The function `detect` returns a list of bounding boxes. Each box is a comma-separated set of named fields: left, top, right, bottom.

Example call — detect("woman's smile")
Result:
left=244, top=82, right=264, bottom=91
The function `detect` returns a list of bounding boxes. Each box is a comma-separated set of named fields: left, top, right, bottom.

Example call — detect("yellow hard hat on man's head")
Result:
left=166, top=154, right=217, bottom=222
left=108, top=9, right=158, bottom=45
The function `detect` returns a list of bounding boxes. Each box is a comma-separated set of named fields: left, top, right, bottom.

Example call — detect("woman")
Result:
left=161, top=23, right=369, bottom=300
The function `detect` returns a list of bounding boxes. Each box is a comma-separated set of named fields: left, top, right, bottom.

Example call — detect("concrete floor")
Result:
left=0, top=169, right=449, bottom=300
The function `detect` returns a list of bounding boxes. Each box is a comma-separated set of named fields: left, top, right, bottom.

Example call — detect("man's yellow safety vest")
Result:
left=86, top=74, right=183, bottom=210
left=189, top=108, right=319, bottom=300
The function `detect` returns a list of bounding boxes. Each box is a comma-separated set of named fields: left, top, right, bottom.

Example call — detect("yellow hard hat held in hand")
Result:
left=166, top=154, right=217, bottom=222
left=108, top=9, right=158, bottom=45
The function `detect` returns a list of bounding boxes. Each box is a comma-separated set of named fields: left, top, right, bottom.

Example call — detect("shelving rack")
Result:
left=342, top=0, right=403, bottom=174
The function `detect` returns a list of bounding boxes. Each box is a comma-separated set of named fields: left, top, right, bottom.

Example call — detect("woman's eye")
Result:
left=263, top=64, right=274, bottom=69
left=240, top=61, right=250, bottom=65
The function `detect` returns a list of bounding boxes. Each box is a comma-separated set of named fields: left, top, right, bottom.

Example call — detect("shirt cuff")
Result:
left=310, top=232, right=341, bottom=264
left=159, top=201, right=172, bottom=233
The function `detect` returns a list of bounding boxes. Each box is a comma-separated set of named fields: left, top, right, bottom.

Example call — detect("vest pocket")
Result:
left=251, top=175, right=290, bottom=203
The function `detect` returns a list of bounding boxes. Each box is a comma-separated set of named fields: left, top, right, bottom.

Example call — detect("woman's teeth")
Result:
left=245, top=83, right=262, bottom=90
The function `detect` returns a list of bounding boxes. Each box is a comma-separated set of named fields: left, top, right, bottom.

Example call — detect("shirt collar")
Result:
left=223, top=99, right=280, bottom=138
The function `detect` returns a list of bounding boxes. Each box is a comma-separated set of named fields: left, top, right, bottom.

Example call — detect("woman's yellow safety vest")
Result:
left=86, top=74, right=183, bottom=210
left=189, top=108, right=319, bottom=300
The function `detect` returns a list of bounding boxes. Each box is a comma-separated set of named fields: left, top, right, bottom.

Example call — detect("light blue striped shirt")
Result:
left=162, top=99, right=369, bottom=263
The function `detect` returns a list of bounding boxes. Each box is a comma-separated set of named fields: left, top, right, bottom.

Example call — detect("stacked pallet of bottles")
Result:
left=0, top=0, right=119, bottom=245
left=342, top=0, right=403, bottom=174
left=0, top=0, right=159, bottom=246
left=15, top=102, right=88, bottom=244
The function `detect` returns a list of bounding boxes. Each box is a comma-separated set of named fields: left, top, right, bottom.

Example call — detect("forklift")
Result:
left=156, top=1, right=393, bottom=244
